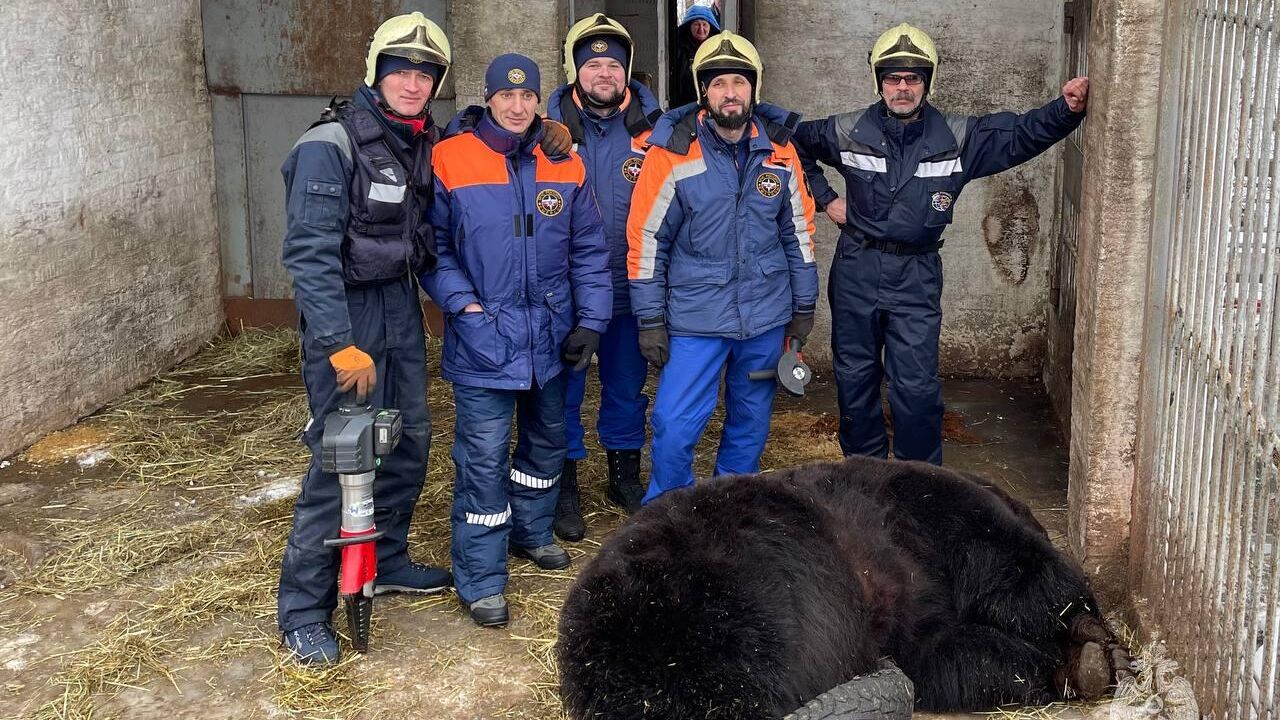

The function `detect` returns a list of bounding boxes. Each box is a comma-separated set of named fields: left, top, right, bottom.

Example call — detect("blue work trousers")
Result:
left=449, top=377, right=566, bottom=603
left=644, top=326, right=785, bottom=504
left=278, top=278, right=430, bottom=633
left=563, top=313, right=649, bottom=459
left=829, top=238, right=944, bottom=465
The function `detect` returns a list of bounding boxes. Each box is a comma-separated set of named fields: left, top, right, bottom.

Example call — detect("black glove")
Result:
left=638, top=324, right=669, bottom=368
left=561, top=326, right=600, bottom=372
left=785, top=312, right=815, bottom=348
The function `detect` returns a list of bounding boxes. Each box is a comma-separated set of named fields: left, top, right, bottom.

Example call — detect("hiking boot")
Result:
left=605, top=449, right=645, bottom=514
left=465, top=594, right=509, bottom=628
left=554, top=460, right=586, bottom=542
left=511, top=542, right=572, bottom=570
left=374, top=561, right=452, bottom=596
left=283, top=621, right=340, bottom=665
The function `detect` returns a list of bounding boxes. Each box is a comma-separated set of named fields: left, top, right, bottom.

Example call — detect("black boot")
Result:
left=554, top=460, right=586, bottom=541
left=605, top=450, right=645, bottom=515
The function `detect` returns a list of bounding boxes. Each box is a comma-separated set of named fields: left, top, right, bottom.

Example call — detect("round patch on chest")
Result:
left=536, top=189, right=565, bottom=217
left=756, top=172, right=782, bottom=198
left=621, top=157, right=643, bottom=183
left=931, top=191, right=954, bottom=212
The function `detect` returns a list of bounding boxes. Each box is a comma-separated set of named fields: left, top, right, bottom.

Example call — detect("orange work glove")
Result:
left=540, top=118, right=573, bottom=157
left=329, top=345, right=376, bottom=402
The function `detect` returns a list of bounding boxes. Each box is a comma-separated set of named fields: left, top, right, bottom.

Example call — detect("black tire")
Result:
left=784, top=662, right=915, bottom=720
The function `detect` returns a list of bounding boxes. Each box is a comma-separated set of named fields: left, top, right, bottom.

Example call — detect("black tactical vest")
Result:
left=321, top=102, right=437, bottom=285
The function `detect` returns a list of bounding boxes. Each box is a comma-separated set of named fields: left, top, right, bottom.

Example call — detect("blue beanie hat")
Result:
left=484, top=53, right=541, bottom=101
left=573, top=35, right=630, bottom=74
left=375, top=54, right=443, bottom=85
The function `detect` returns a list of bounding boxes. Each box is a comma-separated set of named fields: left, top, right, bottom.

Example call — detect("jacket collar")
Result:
left=854, top=100, right=957, bottom=157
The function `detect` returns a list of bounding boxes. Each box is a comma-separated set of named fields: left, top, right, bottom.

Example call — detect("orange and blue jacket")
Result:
left=423, top=112, right=611, bottom=390
left=626, top=103, right=818, bottom=339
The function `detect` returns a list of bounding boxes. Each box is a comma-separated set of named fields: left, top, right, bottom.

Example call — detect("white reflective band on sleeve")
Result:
left=511, top=468, right=559, bottom=489
left=840, top=152, right=887, bottom=173
left=465, top=504, right=512, bottom=527
left=786, top=169, right=816, bottom=264
left=368, top=183, right=405, bottom=203
left=914, top=158, right=963, bottom=178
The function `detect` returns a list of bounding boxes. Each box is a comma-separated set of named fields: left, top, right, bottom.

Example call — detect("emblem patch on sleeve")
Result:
left=536, top=189, right=565, bottom=217
left=756, top=172, right=782, bottom=198
left=621, top=157, right=643, bottom=183
left=931, top=191, right=954, bottom=212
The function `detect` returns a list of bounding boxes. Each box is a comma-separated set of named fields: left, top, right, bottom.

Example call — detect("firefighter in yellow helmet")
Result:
left=277, top=11, right=460, bottom=666
left=625, top=32, right=818, bottom=504
left=792, top=23, right=1089, bottom=466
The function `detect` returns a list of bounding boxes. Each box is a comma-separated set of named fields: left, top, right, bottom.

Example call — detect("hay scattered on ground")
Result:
left=172, top=327, right=301, bottom=378
left=21, top=426, right=114, bottom=465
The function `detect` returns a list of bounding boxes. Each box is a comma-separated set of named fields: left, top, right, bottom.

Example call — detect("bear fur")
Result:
left=557, top=455, right=1118, bottom=719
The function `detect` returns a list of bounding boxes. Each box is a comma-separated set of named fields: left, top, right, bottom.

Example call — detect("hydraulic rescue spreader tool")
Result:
left=320, top=393, right=402, bottom=652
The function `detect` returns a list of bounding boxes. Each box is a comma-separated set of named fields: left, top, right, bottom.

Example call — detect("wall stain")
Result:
left=281, top=0, right=402, bottom=94
left=982, top=175, right=1040, bottom=285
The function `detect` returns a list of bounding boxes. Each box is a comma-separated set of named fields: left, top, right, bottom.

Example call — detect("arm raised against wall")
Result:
left=961, top=77, right=1089, bottom=181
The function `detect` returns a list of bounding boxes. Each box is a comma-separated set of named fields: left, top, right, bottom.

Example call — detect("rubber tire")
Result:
left=784, top=662, right=915, bottom=720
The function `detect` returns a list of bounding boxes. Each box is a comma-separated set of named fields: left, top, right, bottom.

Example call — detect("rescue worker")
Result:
left=276, top=13, right=453, bottom=665
left=793, top=24, right=1088, bottom=466
left=669, top=5, right=721, bottom=108
left=425, top=54, right=611, bottom=628
left=627, top=32, right=818, bottom=504
left=548, top=13, right=663, bottom=540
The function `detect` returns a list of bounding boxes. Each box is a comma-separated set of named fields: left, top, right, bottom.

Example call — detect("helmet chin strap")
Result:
left=577, top=83, right=622, bottom=111
left=374, top=88, right=428, bottom=120
left=884, top=93, right=926, bottom=121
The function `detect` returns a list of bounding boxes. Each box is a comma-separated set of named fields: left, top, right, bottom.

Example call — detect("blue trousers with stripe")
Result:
left=563, top=313, right=649, bottom=459
left=644, top=326, right=785, bottom=505
left=450, top=377, right=565, bottom=603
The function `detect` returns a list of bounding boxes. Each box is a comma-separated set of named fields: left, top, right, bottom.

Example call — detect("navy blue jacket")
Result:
left=627, top=103, right=818, bottom=340
left=281, top=86, right=434, bottom=352
left=793, top=96, right=1085, bottom=247
left=423, top=111, right=611, bottom=390
left=547, top=81, right=661, bottom=318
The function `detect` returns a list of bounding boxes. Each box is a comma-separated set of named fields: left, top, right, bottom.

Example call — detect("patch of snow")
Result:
left=236, top=476, right=302, bottom=507
left=77, top=448, right=111, bottom=468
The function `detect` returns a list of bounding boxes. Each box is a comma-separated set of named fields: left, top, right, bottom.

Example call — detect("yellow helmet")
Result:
left=868, top=23, right=939, bottom=94
left=363, top=12, right=452, bottom=97
left=563, top=13, right=633, bottom=84
left=691, top=31, right=764, bottom=104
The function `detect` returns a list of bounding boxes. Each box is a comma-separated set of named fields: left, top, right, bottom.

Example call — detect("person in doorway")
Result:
left=547, top=13, right=663, bottom=540
left=669, top=4, right=721, bottom=108
left=277, top=12, right=454, bottom=666
left=424, top=54, right=612, bottom=628
left=792, top=23, right=1089, bottom=466
left=627, top=32, right=818, bottom=505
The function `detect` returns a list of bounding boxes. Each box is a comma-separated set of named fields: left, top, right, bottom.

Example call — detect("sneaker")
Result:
left=511, top=542, right=572, bottom=570
left=465, top=594, right=509, bottom=627
left=283, top=621, right=340, bottom=665
left=606, top=449, right=645, bottom=514
left=374, top=561, right=453, bottom=596
left=554, top=460, right=586, bottom=542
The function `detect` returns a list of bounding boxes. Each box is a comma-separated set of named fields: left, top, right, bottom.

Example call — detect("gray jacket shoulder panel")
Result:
left=293, top=122, right=353, bottom=164
left=943, top=113, right=971, bottom=155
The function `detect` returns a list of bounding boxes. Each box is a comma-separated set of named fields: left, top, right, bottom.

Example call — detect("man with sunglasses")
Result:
left=793, top=23, right=1088, bottom=467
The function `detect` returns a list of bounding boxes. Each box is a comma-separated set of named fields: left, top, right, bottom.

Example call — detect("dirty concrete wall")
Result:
left=1067, top=0, right=1166, bottom=605
left=451, top=0, right=567, bottom=110
left=0, top=2, right=222, bottom=459
left=754, top=2, right=1065, bottom=375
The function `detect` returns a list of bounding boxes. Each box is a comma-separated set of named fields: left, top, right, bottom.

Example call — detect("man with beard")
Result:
left=793, top=23, right=1088, bottom=466
left=546, top=14, right=662, bottom=540
left=627, top=32, right=818, bottom=505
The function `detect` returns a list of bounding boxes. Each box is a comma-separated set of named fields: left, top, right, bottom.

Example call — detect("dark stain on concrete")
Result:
left=982, top=175, right=1040, bottom=285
